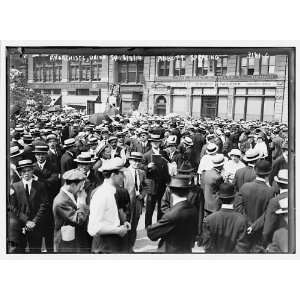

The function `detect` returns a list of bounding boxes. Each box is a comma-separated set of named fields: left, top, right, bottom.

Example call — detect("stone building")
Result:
left=26, top=53, right=288, bottom=122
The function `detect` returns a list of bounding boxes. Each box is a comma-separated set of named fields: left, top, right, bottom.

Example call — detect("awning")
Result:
left=49, top=95, right=62, bottom=106
left=62, top=95, right=97, bottom=107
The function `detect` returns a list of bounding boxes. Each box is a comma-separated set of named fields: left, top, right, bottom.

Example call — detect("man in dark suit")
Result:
left=234, top=159, right=275, bottom=248
left=201, top=154, right=225, bottom=215
left=9, top=160, right=48, bottom=253
left=142, top=134, right=170, bottom=227
left=147, top=175, right=198, bottom=253
left=233, top=149, right=260, bottom=191
left=61, top=138, right=78, bottom=177
left=32, top=143, right=60, bottom=253
left=202, top=183, right=250, bottom=253
left=269, top=142, right=288, bottom=186
left=132, top=130, right=152, bottom=154
left=47, top=133, right=63, bottom=174
left=261, top=169, right=288, bottom=246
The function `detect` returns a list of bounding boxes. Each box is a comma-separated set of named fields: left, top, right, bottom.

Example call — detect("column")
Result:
left=254, top=57, right=261, bottom=75
left=27, top=55, right=33, bottom=83
left=61, top=59, right=68, bottom=82
left=166, top=93, right=171, bottom=115
left=169, top=60, right=174, bottom=76
left=185, top=55, right=193, bottom=77
left=186, top=87, right=192, bottom=116
left=227, top=87, right=235, bottom=119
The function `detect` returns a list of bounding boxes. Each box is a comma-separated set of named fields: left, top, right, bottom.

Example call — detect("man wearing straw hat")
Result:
left=53, top=169, right=89, bottom=253
left=202, top=183, right=249, bottom=253
left=232, top=149, right=260, bottom=191
left=266, top=197, right=288, bottom=253
left=10, top=160, right=48, bottom=253
left=261, top=169, right=288, bottom=246
left=147, top=175, right=198, bottom=253
left=61, top=138, right=78, bottom=176
left=32, top=142, right=60, bottom=253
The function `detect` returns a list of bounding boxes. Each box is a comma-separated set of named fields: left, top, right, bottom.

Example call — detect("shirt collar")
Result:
left=172, top=194, right=187, bottom=206
left=22, top=178, right=33, bottom=186
left=38, top=160, right=47, bottom=168
left=61, top=186, right=76, bottom=205
left=152, top=148, right=160, bottom=155
left=280, top=189, right=288, bottom=194
left=256, top=176, right=266, bottom=183
left=221, top=204, right=234, bottom=210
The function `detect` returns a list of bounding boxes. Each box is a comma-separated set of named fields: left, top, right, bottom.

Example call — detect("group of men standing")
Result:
left=8, top=110, right=290, bottom=253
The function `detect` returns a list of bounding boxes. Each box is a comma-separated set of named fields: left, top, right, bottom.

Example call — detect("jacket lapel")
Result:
left=29, top=181, right=37, bottom=203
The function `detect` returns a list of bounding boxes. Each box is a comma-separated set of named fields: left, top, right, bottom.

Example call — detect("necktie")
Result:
left=134, top=169, right=138, bottom=191
left=25, top=183, right=30, bottom=199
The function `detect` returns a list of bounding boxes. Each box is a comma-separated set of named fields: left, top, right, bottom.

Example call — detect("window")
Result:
left=90, top=91, right=99, bottom=95
left=240, top=56, right=255, bottom=75
left=81, top=62, right=91, bottom=81
left=33, top=57, right=61, bottom=82
left=76, top=89, right=89, bottom=96
left=91, top=60, right=102, bottom=81
left=53, top=89, right=61, bottom=94
left=43, top=89, right=51, bottom=94
left=215, top=56, right=228, bottom=75
left=70, top=63, right=80, bottom=81
left=158, top=61, right=170, bottom=76
left=196, top=57, right=209, bottom=76
left=174, top=57, right=185, bottom=76
left=117, top=60, right=144, bottom=83
left=268, top=56, right=276, bottom=74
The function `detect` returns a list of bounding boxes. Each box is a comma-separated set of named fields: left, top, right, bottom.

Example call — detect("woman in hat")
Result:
left=253, top=133, right=268, bottom=159
left=223, top=149, right=245, bottom=183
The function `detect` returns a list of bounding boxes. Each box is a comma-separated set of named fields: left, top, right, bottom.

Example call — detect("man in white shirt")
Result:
left=88, top=157, right=130, bottom=253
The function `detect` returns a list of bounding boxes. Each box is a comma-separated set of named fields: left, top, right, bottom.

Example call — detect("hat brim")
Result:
left=255, top=170, right=271, bottom=176
left=10, top=150, right=24, bottom=158
left=17, top=164, right=33, bottom=170
left=64, top=143, right=75, bottom=148
left=169, top=184, right=191, bottom=189
left=218, top=193, right=235, bottom=199
left=274, top=177, right=288, bottom=184
left=32, top=150, right=49, bottom=154
left=149, top=139, right=162, bottom=142
left=275, top=208, right=288, bottom=214
left=128, top=157, right=142, bottom=161
left=206, top=149, right=218, bottom=155
left=74, top=159, right=96, bottom=164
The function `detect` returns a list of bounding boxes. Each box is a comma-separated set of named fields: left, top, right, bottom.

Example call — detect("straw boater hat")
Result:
left=74, top=152, right=96, bottom=164
left=274, top=169, right=288, bottom=185
left=128, top=152, right=143, bottom=161
left=46, top=134, right=57, bottom=142
left=17, top=159, right=34, bottom=170
left=243, top=149, right=261, bottom=162
left=32, top=144, right=49, bottom=154
left=183, top=137, right=194, bottom=147
left=275, top=197, right=288, bottom=215
left=212, top=154, right=225, bottom=168
left=149, top=134, right=162, bottom=142
left=206, top=143, right=218, bottom=155
left=10, top=146, right=24, bottom=158
left=166, top=135, right=177, bottom=146
left=63, top=138, right=76, bottom=148
left=228, top=149, right=242, bottom=158
left=168, top=175, right=191, bottom=189
left=88, top=137, right=98, bottom=145
left=23, top=135, right=33, bottom=145
left=108, top=136, right=118, bottom=143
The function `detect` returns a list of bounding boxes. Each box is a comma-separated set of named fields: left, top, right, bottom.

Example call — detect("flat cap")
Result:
left=63, top=169, right=86, bottom=181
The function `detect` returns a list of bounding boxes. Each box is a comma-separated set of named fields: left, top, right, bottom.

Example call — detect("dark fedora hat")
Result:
left=33, top=144, right=49, bottom=154
left=255, top=159, right=272, bottom=176
left=168, top=175, right=191, bottom=189
left=218, top=183, right=235, bottom=199
left=128, top=152, right=143, bottom=161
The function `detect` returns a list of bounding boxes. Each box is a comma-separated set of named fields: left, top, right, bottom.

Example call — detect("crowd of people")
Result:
left=8, top=109, right=289, bottom=253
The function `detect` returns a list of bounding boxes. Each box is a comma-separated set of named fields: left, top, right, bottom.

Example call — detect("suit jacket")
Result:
left=233, top=165, right=256, bottom=191
left=132, top=141, right=152, bottom=154
left=267, top=226, right=288, bottom=253
left=269, top=155, right=288, bottom=185
left=83, top=170, right=101, bottom=205
left=234, top=180, right=275, bottom=226
left=61, top=151, right=77, bottom=176
left=147, top=200, right=198, bottom=253
left=53, top=189, right=89, bottom=253
left=261, top=191, right=288, bottom=245
left=33, top=159, right=60, bottom=200
left=48, top=148, right=63, bottom=174
left=11, top=180, right=48, bottom=227
left=202, top=208, right=250, bottom=253
left=142, top=149, right=170, bottom=196
left=202, top=168, right=224, bottom=212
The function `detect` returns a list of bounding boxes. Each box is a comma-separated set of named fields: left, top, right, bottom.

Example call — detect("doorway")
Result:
left=155, top=96, right=166, bottom=116
left=201, top=96, right=218, bottom=119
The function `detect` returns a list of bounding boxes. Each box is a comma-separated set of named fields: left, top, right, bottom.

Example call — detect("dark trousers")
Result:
left=129, top=198, right=143, bottom=248
left=42, top=213, right=54, bottom=253
left=145, top=192, right=164, bottom=228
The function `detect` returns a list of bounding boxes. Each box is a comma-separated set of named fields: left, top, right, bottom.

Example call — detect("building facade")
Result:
left=26, top=53, right=288, bottom=122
